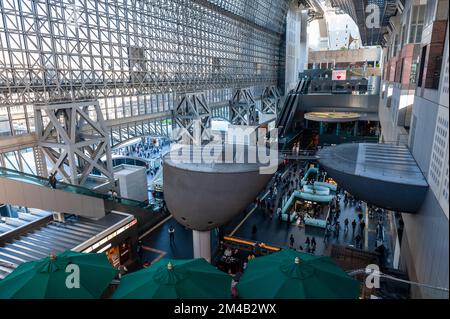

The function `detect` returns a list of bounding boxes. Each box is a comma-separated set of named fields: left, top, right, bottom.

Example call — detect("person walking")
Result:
left=48, top=172, right=57, bottom=189
left=355, top=234, right=362, bottom=249
left=289, top=234, right=295, bottom=248
left=344, top=218, right=349, bottom=233
left=305, top=237, right=311, bottom=253
left=168, top=225, right=175, bottom=244
left=311, top=236, right=317, bottom=254
left=251, top=224, right=257, bottom=237
left=118, top=264, right=128, bottom=279
left=334, top=222, right=340, bottom=237
left=351, top=219, right=357, bottom=234
left=137, top=240, right=143, bottom=262
left=360, top=220, right=366, bottom=236
left=324, top=223, right=332, bottom=243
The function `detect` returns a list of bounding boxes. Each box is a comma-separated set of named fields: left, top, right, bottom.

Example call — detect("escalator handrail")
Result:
left=0, top=166, right=155, bottom=210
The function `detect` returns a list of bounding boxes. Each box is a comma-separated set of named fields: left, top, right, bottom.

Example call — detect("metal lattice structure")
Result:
left=0, top=0, right=290, bottom=138
left=330, top=0, right=398, bottom=46
left=172, top=92, right=212, bottom=145
left=261, top=86, right=282, bottom=114
left=109, top=118, right=171, bottom=148
left=229, top=88, right=257, bottom=125
left=35, top=101, right=113, bottom=185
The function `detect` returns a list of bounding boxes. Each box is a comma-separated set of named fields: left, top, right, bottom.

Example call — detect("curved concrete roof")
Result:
left=318, top=143, right=428, bottom=213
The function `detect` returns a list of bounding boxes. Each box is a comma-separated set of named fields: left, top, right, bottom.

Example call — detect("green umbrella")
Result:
left=237, top=249, right=360, bottom=299
left=0, top=251, right=118, bottom=299
left=112, top=258, right=231, bottom=299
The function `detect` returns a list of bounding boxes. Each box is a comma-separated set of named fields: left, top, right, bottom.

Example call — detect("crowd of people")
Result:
left=113, top=137, right=170, bottom=164
left=323, top=190, right=368, bottom=249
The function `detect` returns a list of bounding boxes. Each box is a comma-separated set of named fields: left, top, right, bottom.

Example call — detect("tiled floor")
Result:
left=141, top=218, right=193, bottom=262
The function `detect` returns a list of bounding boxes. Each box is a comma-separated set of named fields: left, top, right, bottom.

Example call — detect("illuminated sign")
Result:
left=332, top=70, right=347, bottom=81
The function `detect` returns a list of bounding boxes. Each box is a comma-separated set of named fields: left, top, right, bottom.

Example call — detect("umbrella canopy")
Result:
left=0, top=251, right=118, bottom=299
left=237, top=249, right=360, bottom=299
left=112, top=258, right=231, bottom=299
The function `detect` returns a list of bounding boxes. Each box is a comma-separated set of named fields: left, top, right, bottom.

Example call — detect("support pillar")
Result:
left=261, top=86, right=281, bottom=114
left=353, top=121, right=358, bottom=136
left=229, top=88, right=257, bottom=126
left=336, top=123, right=341, bottom=136
left=193, top=230, right=211, bottom=263
left=34, top=101, right=113, bottom=186
left=319, top=122, right=324, bottom=135
left=172, top=92, right=212, bottom=145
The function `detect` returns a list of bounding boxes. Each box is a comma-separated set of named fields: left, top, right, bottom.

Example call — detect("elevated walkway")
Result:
left=0, top=167, right=164, bottom=224
left=318, top=143, right=428, bottom=212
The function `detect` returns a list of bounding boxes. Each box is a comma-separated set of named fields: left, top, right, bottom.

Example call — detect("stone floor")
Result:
left=140, top=217, right=193, bottom=264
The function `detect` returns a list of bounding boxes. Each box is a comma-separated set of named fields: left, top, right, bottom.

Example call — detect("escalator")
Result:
left=0, top=167, right=168, bottom=234
left=276, top=79, right=309, bottom=138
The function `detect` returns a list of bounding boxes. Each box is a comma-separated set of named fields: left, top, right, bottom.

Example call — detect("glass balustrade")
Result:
left=0, top=167, right=159, bottom=212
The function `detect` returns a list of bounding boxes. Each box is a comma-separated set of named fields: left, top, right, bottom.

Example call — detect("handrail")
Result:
left=0, top=166, right=158, bottom=211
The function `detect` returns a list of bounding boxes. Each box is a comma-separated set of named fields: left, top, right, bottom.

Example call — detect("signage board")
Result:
left=332, top=70, right=347, bottom=80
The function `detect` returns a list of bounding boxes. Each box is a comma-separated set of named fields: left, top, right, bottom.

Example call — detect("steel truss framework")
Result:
left=261, top=86, right=282, bottom=114
left=109, top=118, right=171, bottom=147
left=35, top=101, right=113, bottom=184
left=229, top=88, right=257, bottom=125
left=0, top=0, right=289, bottom=139
left=172, top=92, right=212, bottom=145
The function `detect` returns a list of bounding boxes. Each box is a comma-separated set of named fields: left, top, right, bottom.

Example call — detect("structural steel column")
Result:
left=34, top=101, right=114, bottom=186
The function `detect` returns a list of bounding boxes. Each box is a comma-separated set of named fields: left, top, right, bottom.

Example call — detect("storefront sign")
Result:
left=332, top=70, right=347, bottom=80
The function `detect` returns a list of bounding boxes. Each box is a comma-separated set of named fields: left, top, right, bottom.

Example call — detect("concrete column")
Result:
left=193, top=230, right=211, bottom=263
left=336, top=123, right=341, bottom=136
left=319, top=122, right=324, bottom=135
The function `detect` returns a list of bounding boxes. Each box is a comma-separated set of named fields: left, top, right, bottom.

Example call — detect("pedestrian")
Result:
left=168, top=225, right=175, bottom=244
left=344, top=218, right=349, bottom=233
left=251, top=224, right=257, bottom=236
left=334, top=222, right=340, bottom=237
left=118, top=264, right=128, bottom=279
left=137, top=240, right=143, bottom=262
left=360, top=220, right=366, bottom=236
left=289, top=234, right=295, bottom=248
left=112, top=190, right=119, bottom=202
left=231, top=281, right=239, bottom=299
left=351, top=219, right=357, bottom=233
left=355, top=234, right=362, bottom=249
left=305, top=237, right=311, bottom=253
left=311, top=236, right=317, bottom=253
left=48, top=172, right=57, bottom=189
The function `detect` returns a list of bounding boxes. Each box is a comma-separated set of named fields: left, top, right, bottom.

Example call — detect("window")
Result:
left=409, top=5, right=425, bottom=43
left=417, top=45, right=427, bottom=87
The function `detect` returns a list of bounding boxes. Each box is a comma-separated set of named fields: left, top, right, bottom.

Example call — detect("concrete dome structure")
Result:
left=163, top=144, right=278, bottom=231
left=318, top=143, right=428, bottom=213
